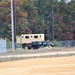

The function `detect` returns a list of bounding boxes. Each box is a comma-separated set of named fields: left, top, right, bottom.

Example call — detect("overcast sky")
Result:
left=64, top=0, right=71, bottom=1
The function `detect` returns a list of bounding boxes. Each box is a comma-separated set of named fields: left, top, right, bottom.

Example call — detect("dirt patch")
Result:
left=0, top=56, right=75, bottom=75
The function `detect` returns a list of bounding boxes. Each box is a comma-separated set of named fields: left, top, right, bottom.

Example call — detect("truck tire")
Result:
left=22, top=43, right=26, bottom=49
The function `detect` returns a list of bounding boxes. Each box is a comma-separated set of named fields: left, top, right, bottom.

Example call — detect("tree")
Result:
left=0, top=0, right=75, bottom=41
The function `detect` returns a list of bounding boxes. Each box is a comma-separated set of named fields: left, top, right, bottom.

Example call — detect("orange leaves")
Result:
left=17, top=12, right=28, bottom=18
left=16, top=0, right=23, bottom=6
left=17, top=12, right=28, bottom=22
left=22, top=12, right=28, bottom=18
left=66, top=32, right=73, bottom=40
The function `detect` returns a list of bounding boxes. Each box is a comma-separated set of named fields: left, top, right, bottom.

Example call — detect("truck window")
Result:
left=34, top=36, right=38, bottom=38
left=40, top=35, right=41, bottom=37
left=25, top=36, right=29, bottom=39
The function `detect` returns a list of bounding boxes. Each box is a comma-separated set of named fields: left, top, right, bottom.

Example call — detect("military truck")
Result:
left=16, top=34, right=45, bottom=49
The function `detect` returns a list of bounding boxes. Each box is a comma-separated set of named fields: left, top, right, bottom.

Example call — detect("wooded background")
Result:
left=0, top=0, right=75, bottom=41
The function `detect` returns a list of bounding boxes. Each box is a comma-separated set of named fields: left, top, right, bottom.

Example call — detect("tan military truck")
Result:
left=16, top=34, right=45, bottom=49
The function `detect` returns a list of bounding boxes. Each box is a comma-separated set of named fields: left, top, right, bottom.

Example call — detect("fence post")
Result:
left=0, top=38, right=7, bottom=53
left=67, top=40, right=70, bottom=47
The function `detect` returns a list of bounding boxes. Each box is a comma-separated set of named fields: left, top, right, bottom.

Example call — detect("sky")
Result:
left=60, top=0, right=71, bottom=2
left=58, top=0, right=71, bottom=2
left=64, top=0, right=71, bottom=1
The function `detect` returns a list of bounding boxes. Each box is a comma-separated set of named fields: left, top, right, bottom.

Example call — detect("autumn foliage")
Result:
left=0, top=0, right=75, bottom=41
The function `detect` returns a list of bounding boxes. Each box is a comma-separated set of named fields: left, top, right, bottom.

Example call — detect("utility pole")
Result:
left=11, top=0, right=16, bottom=50
left=52, top=0, right=54, bottom=42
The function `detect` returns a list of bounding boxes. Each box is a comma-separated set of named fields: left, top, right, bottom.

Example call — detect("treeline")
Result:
left=0, top=0, right=75, bottom=41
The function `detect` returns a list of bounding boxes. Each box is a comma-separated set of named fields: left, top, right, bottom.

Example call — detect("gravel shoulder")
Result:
left=0, top=47, right=75, bottom=62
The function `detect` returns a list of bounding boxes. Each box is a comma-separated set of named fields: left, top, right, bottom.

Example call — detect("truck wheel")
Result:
left=27, top=44, right=32, bottom=49
left=22, top=43, right=26, bottom=49
left=28, top=47, right=32, bottom=49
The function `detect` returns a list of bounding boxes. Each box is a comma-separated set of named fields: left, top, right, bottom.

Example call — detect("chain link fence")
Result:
left=0, top=40, right=75, bottom=62
left=55, top=40, right=75, bottom=47
left=7, top=42, right=22, bottom=49
left=6, top=40, right=75, bottom=49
